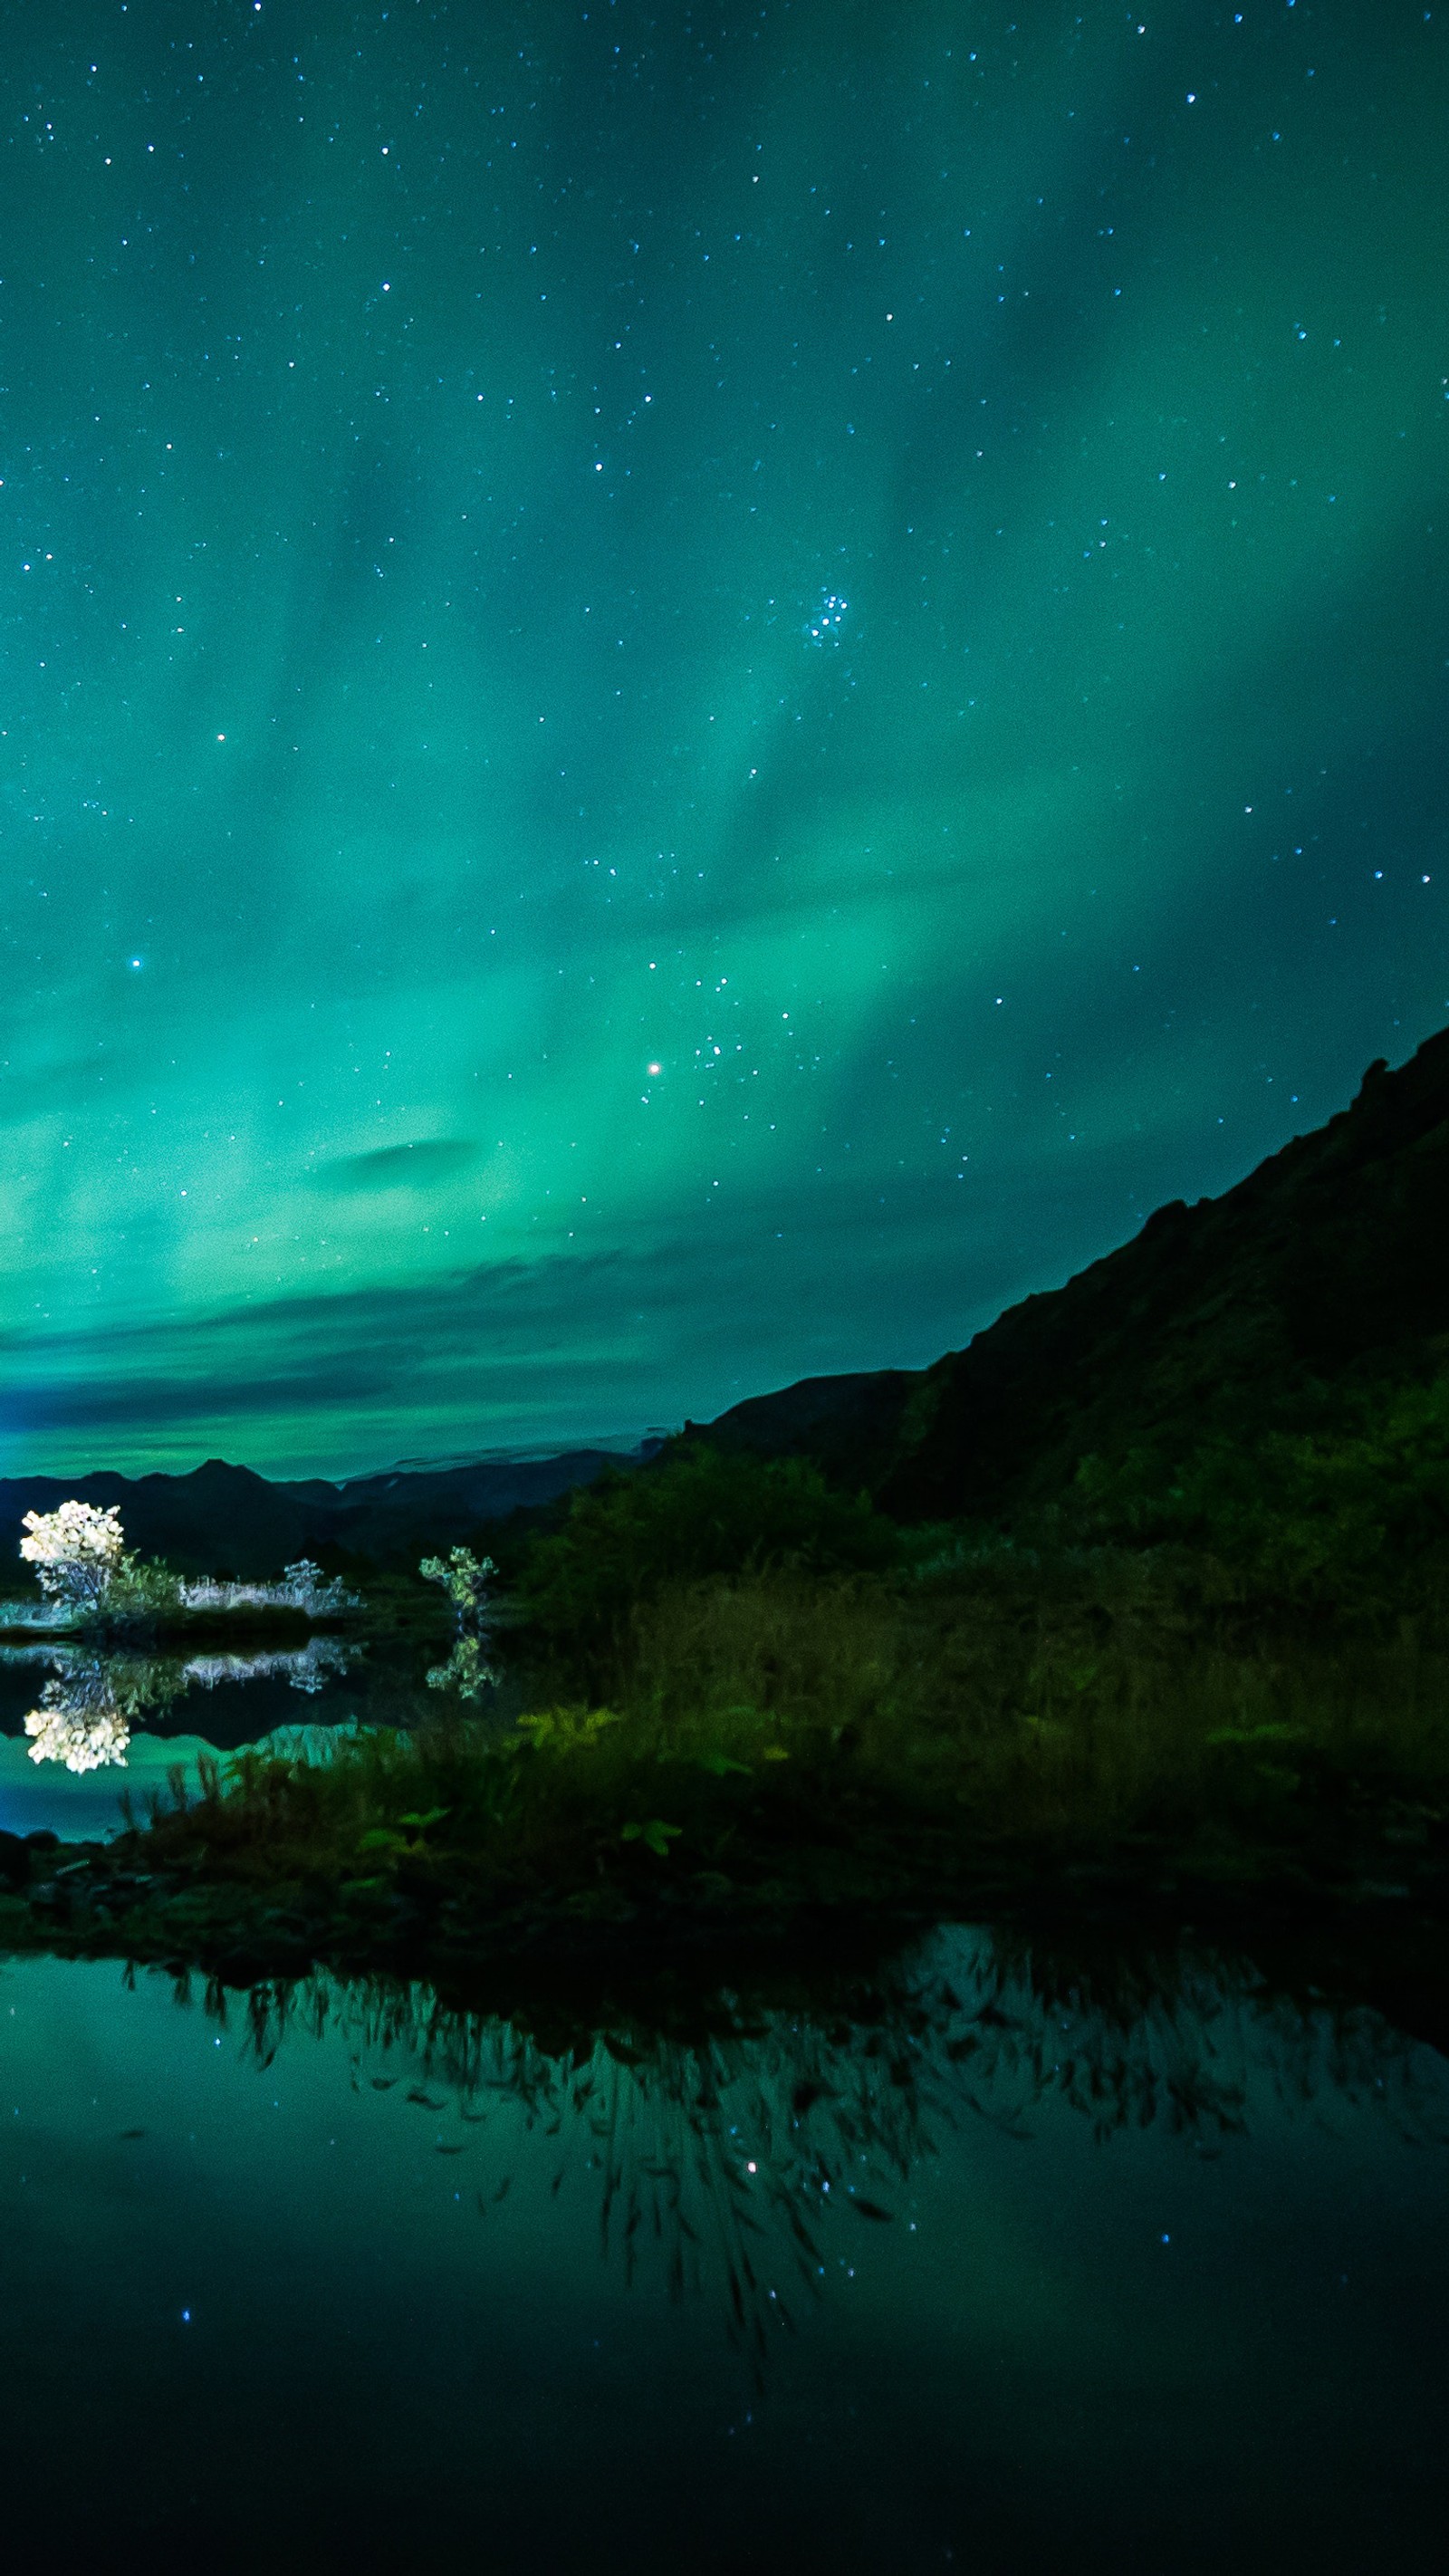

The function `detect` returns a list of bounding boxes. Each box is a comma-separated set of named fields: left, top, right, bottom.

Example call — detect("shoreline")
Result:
left=5, top=1805, right=1446, bottom=2004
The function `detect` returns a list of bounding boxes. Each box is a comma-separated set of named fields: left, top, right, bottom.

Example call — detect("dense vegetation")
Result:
left=514, top=1446, right=897, bottom=1662
left=1060, top=1367, right=1449, bottom=1607
left=14, top=1435, right=1447, bottom=1978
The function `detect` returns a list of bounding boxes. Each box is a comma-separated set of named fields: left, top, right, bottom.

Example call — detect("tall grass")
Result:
left=122, top=1560, right=1449, bottom=1914
left=619, top=1567, right=1449, bottom=1853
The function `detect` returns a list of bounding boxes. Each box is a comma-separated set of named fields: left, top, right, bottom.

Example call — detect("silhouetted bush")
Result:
left=1067, top=1366, right=1449, bottom=1611
left=515, top=1445, right=898, bottom=1651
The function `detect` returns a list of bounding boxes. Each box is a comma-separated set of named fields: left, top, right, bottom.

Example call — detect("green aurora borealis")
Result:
left=3, top=0, right=1446, bottom=1476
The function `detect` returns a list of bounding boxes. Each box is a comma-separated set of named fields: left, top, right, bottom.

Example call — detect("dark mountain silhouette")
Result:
left=0, top=1449, right=638, bottom=1582
left=680, top=1370, right=918, bottom=1492
left=696, top=1024, right=1449, bottom=1523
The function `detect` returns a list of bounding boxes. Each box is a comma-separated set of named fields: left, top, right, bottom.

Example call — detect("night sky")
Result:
left=3, top=0, right=1446, bottom=1478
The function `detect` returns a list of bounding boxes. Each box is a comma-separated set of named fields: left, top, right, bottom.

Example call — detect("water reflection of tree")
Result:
left=180, top=1636, right=357, bottom=1697
left=22, top=1654, right=184, bottom=1770
left=200, top=1927, right=1449, bottom=2380
left=12, top=1635, right=359, bottom=1769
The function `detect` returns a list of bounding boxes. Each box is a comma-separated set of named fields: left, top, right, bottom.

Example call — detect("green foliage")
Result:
left=419, top=1547, right=498, bottom=1697
left=516, top=1445, right=898, bottom=1650
left=419, top=1547, right=496, bottom=1618
left=1069, top=1367, right=1449, bottom=1606
left=619, top=1818, right=683, bottom=1857
left=106, top=1536, right=1449, bottom=1939
left=426, top=1636, right=499, bottom=1700
left=514, top=1706, right=622, bottom=1754
left=357, top=1804, right=449, bottom=1860
left=104, top=1553, right=187, bottom=1621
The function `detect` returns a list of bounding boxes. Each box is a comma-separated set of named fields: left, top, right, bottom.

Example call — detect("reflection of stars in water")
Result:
left=804, top=591, right=848, bottom=644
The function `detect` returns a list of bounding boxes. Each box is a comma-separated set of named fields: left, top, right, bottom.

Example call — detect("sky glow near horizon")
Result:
left=2, top=0, right=1446, bottom=1479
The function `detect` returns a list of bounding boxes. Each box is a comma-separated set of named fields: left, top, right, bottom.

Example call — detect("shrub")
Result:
left=105, top=1555, right=186, bottom=1620
left=18, top=1500, right=184, bottom=1624
left=515, top=1445, right=898, bottom=1651
left=19, top=1502, right=125, bottom=1610
left=1068, top=1368, right=1449, bottom=1609
left=419, top=1547, right=496, bottom=1626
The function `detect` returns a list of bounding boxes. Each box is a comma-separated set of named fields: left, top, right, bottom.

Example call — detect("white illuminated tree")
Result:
left=19, top=1502, right=126, bottom=1610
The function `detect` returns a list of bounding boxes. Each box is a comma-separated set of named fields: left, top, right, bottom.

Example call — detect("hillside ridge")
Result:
left=700, top=1023, right=1449, bottom=1522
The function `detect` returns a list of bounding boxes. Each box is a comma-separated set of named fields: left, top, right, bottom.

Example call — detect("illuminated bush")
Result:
left=19, top=1502, right=125, bottom=1609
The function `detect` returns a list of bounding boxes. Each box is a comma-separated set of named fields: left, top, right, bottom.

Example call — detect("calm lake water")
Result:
left=0, top=1626, right=472, bottom=1837
left=1, top=1922, right=1444, bottom=2573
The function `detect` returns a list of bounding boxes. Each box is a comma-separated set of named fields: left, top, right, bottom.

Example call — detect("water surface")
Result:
left=0, top=1625, right=484, bottom=1836
left=1, top=1923, right=1444, bottom=2572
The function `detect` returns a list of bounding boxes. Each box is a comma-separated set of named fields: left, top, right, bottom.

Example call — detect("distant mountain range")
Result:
left=0, top=1447, right=655, bottom=1582
left=3, top=1025, right=1445, bottom=1576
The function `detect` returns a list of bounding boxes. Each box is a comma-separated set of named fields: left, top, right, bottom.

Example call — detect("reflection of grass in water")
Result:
left=164, top=1927, right=1449, bottom=2379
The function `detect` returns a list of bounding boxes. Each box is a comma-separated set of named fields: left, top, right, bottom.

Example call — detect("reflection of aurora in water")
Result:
left=223, top=1927, right=1449, bottom=2380
left=8, top=1637, right=359, bottom=1771
left=2, top=1926, right=1445, bottom=2566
